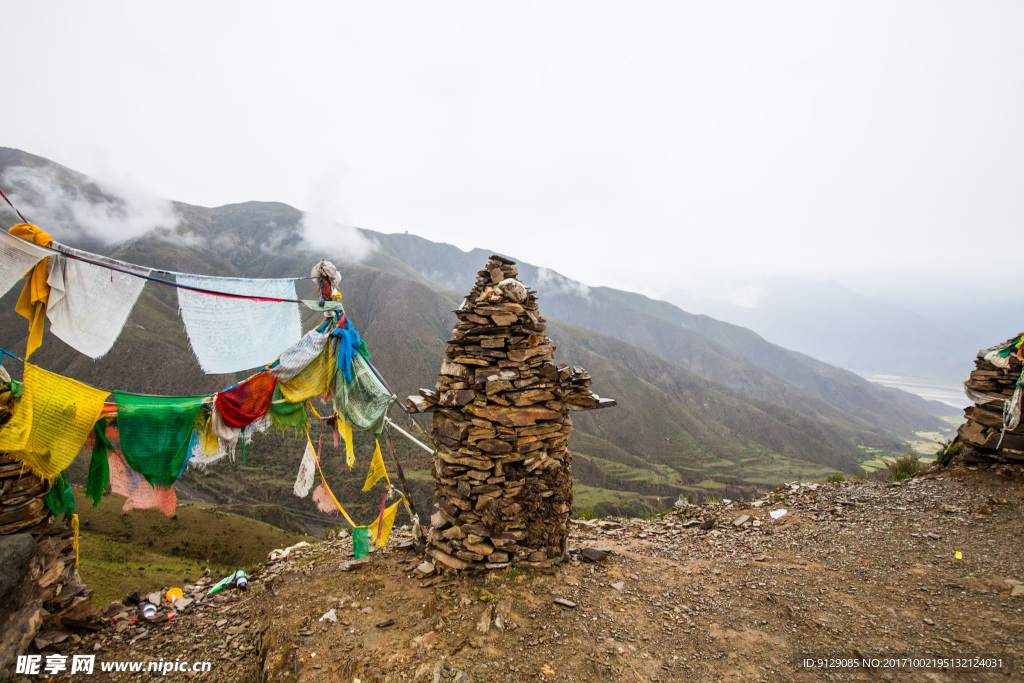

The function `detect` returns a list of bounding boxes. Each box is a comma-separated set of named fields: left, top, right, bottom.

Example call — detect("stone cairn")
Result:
left=953, top=334, right=1024, bottom=465
left=0, top=399, right=97, bottom=674
left=406, top=255, right=615, bottom=572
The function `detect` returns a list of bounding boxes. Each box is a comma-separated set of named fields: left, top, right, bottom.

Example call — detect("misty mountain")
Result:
left=364, top=233, right=957, bottom=432
left=0, top=148, right=955, bottom=522
left=679, top=279, right=981, bottom=382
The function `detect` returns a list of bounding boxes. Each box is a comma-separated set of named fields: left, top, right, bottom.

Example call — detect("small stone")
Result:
left=553, top=598, right=577, bottom=608
left=611, top=582, right=625, bottom=591
left=339, top=557, right=371, bottom=572
left=731, top=515, right=751, bottom=527
left=580, top=547, right=613, bottom=562
left=416, top=562, right=436, bottom=576
left=1011, top=585, right=1024, bottom=597
left=923, top=618, right=935, bottom=626
left=103, top=601, right=126, bottom=619
left=699, top=518, right=715, bottom=530
left=173, top=597, right=194, bottom=611
left=411, top=632, right=438, bottom=649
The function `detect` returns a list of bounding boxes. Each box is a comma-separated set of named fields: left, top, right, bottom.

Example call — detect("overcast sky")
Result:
left=2, top=1, right=1022, bottom=313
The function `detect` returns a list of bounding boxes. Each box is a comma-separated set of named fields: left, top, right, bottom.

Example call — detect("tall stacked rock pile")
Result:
left=0, top=408, right=97, bottom=674
left=954, top=334, right=1024, bottom=465
left=407, top=255, right=615, bottom=572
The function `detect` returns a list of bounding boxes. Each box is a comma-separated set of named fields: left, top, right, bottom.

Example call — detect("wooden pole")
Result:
left=383, top=423, right=416, bottom=519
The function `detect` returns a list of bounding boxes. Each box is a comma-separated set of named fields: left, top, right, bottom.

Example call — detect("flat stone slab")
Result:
left=580, top=547, right=613, bottom=562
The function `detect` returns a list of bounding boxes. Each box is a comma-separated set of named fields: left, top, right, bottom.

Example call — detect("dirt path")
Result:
left=53, top=470, right=1024, bottom=682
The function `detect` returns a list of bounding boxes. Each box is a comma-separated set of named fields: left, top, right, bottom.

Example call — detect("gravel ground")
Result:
left=49, top=467, right=1024, bottom=682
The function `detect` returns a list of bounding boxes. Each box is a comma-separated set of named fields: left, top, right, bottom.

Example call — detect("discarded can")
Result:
left=140, top=603, right=157, bottom=620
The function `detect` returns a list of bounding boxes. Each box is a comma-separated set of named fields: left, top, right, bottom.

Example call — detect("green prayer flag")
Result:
left=268, top=385, right=308, bottom=432
left=87, top=419, right=113, bottom=508
left=352, top=526, right=370, bottom=559
left=114, top=392, right=205, bottom=487
left=332, top=355, right=391, bottom=436
left=44, top=472, right=75, bottom=520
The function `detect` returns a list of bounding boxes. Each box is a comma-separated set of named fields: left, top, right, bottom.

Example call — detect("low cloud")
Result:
left=298, top=174, right=376, bottom=262
left=1, top=165, right=181, bottom=244
left=536, top=267, right=591, bottom=298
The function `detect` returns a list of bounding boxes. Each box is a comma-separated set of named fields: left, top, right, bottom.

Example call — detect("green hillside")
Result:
left=0, top=148, right=951, bottom=523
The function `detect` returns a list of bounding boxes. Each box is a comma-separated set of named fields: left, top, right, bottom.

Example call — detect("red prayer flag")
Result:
left=215, top=371, right=277, bottom=428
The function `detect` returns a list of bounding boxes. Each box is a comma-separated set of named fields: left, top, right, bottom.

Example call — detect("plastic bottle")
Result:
left=208, top=569, right=248, bottom=594
left=140, top=603, right=157, bottom=620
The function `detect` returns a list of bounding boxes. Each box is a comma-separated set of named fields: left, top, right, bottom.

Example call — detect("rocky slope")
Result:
left=39, top=465, right=1024, bottom=682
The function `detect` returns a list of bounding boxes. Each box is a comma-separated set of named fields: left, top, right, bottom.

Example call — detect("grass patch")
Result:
left=882, top=453, right=927, bottom=481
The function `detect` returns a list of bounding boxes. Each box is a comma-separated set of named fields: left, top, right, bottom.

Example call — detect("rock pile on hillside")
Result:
left=407, top=255, right=614, bottom=573
left=0, top=455, right=97, bottom=675
left=955, top=334, right=1024, bottom=465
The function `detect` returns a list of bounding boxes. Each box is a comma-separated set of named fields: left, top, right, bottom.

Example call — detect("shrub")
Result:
left=883, top=452, right=925, bottom=481
left=574, top=506, right=595, bottom=521
left=826, top=473, right=845, bottom=483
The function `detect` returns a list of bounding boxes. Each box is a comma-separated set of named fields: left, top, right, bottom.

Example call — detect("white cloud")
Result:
left=297, top=173, right=376, bottom=262
left=1, top=165, right=180, bottom=244
left=536, top=267, right=590, bottom=298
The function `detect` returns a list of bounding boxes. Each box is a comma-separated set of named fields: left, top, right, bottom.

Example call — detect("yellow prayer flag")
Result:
left=371, top=499, right=402, bottom=547
left=339, top=415, right=355, bottom=468
left=278, top=345, right=334, bottom=403
left=0, top=363, right=109, bottom=481
left=10, top=224, right=53, bottom=359
left=201, top=413, right=220, bottom=455
left=362, top=440, right=387, bottom=491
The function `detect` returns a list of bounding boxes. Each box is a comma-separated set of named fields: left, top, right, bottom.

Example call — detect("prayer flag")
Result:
left=46, top=247, right=151, bottom=359
left=216, top=371, right=276, bottom=428
left=114, top=392, right=205, bottom=487
left=0, top=363, right=109, bottom=481
left=371, top=499, right=402, bottom=547
left=0, top=225, right=51, bottom=298
left=362, top=440, right=387, bottom=491
left=176, top=274, right=301, bottom=374
left=10, top=224, right=54, bottom=358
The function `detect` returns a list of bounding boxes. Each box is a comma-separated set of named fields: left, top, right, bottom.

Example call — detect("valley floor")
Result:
left=49, top=469, right=1024, bottom=682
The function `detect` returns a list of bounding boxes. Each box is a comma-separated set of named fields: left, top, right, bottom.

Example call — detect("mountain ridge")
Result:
left=0, top=148, right=955, bottom=521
